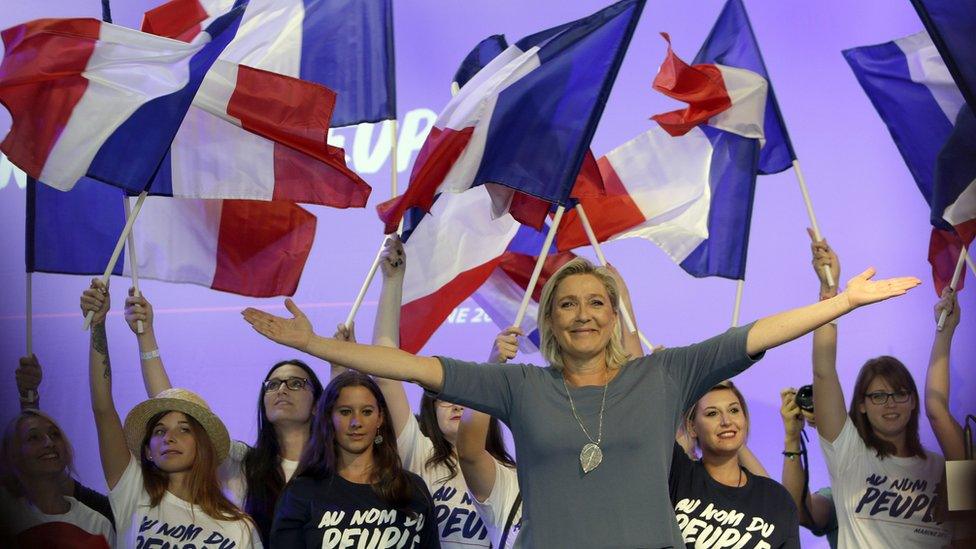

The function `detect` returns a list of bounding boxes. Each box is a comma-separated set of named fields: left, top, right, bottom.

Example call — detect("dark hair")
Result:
left=242, top=360, right=324, bottom=544
left=296, top=371, right=416, bottom=512
left=141, top=411, right=249, bottom=525
left=849, top=356, right=925, bottom=459
left=418, top=394, right=515, bottom=483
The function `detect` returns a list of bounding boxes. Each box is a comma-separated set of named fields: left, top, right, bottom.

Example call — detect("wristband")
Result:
left=140, top=349, right=160, bottom=361
left=782, top=450, right=804, bottom=461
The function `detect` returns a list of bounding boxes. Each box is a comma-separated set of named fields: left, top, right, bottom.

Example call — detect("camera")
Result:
left=795, top=385, right=814, bottom=412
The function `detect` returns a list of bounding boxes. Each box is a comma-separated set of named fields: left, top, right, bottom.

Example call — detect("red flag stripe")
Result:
left=141, top=0, right=208, bottom=42
left=0, top=19, right=100, bottom=178
left=650, top=32, right=732, bottom=137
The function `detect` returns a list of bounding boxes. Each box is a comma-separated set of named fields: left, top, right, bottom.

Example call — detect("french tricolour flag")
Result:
left=558, top=37, right=766, bottom=280
left=0, top=10, right=244, bottom=193
left=377, top=0, right=644, bottom=234
left=28, top=178, right=317, bottom=297
left=844, top=30, right=970, bottom=292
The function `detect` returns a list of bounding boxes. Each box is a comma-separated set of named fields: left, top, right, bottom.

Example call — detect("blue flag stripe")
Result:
left=842, top=40, right=955, bottom=207
left=300, top=0, right=396, bottom=126
left=678, top=127, right=760, bottom=280
left=910, top=0, right=976, bottom=110
left=454, top=35, right=509, bottom=89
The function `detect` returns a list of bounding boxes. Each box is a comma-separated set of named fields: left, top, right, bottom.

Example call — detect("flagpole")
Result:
left=573, top=203, right=653, bottom=350
left=791, top=159, right=835, bottom=288
left=731, top=279, right=744, bottom=327
left=514, top=206, right=566, bottom=328
left=938, top=246, right=968, bottom=330
left=345, top=118, right=400, bottom=329
left=26, top=272, right=32, bottom=356
left=123, top=196, right=144, bottom=334
left=83, top=191, right=149, bottom=330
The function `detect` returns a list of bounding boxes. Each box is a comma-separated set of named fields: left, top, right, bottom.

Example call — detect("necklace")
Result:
left=562, top=369, right=609, bottom=474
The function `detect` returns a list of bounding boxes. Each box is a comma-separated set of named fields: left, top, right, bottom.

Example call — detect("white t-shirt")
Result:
left=820, top=417, right=952, bottom=548
left=398, top=413, right=492, bottom=548
left=469, top=460, right=522, bottom=549
left=0, top=489, right=114, bottom=548
left=110, top=455, right=263, bottom=548
left=219, top=440, right=299, bottom=506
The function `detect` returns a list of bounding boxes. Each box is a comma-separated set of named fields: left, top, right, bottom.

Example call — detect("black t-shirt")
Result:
left=73, top=480, right=115, bottom=531
left=669, top=443, right=800, bottom=549
left=270, top=471, right=441, bottom=549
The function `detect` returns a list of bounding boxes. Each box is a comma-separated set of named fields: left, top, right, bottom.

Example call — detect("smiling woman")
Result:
left=243, top=256, right=920, bottom=547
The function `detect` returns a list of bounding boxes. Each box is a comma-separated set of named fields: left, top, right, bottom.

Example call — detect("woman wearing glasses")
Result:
left=808, top=234, right=953, bottom=548
left=123, top=289, right=324, bottom=545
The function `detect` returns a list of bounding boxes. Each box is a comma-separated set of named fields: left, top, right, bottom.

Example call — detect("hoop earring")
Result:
left=374, top=434, right=384, bottom=445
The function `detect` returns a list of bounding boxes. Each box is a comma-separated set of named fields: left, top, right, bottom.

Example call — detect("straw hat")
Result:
left=123, top=388, right=231, bottom=464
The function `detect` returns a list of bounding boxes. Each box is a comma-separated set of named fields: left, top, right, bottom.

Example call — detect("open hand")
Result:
left=489, top=326, right=523, bottom=363
left=80, top=279, right=110, bottom=325
left=16, top=355, right=42, bottom=394
left=124, top=287, right=154, bottom=334
left=242, top=299, right=314, bottom=351
left=934, top=287, right=960, bottom=332
left=379, top=236, right=405, bottom=279
left=842, top=268, right=921, bottom=309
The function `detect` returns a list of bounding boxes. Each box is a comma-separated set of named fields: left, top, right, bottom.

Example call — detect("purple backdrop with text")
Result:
left=1, top=2, right=972, bottom=547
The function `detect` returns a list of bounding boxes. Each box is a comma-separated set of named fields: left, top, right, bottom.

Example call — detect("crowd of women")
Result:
left=0, top=233, right=970, bottom=548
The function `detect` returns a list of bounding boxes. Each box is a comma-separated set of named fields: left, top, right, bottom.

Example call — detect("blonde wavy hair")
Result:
left=538, top=258, right=630, bottom=370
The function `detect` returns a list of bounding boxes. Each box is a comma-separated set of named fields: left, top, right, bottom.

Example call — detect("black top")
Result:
left=669, top=443, right=800, bottom=549
left=270, top=472, right=440, bottom=549
left=73, top=479, right=115, bottom=531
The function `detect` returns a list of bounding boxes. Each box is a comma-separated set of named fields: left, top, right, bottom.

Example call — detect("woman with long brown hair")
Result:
left=81, top=280, right=260, bottom=548
left=270, top=370, right=439, bottom=547
left=809, top=236, right=953, bottom=548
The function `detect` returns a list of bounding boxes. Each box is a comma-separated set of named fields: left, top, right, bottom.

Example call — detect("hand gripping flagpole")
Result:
left=791, top=159, right=835, bottom=288
left=83, top=191, right=149, bottom=330
left=345, top=118, right=400, bottom=329
left=937, top=246, right=968, bottom=331
left=123, top=196, right=144, bottom=334
left=514, top=206, right=566, bottom=328
left=573, top=203, right=654, bottom=350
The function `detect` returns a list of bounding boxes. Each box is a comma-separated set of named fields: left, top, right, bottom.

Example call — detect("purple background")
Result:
left=1, top=2, right=973, bottom=546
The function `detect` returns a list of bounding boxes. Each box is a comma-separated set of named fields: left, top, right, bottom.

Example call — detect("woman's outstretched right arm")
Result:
left=807, top=233, right=848, bottom=444
left=82, top=280, right=131, bottom=489
left=244, top=298, right=444, bottom=392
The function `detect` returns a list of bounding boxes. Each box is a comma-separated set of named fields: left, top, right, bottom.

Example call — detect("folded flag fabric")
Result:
left=145, top=59, right=371, bottom=207
left=453, top=35, right=509, bottom=90
left=932, top=104, right=976, bottom=246
left=142, top=0, right=396, bottom=127
left=844, top=30, right=969, bottom=292
left=558, top=40, right=764, bottom=280
left=910, top=0, right=976, bottom=109
left=693, top=0, right=795, bottom=174
left=400, top=185, right=521, bottom=353
left=377, top=0, right=645, bottom=234
left=27, top=178, right=316, bottom=297
left=0, top=10, right=244, bottom=192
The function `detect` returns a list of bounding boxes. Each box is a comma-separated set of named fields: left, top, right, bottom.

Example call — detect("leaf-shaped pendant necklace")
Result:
left=563, top=369, right=608, bottom=474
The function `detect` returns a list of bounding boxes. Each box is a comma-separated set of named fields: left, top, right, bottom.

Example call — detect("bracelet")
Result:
left=140, top=349, right=160, bottom=361
left=782, top=450, right=804, bottom=461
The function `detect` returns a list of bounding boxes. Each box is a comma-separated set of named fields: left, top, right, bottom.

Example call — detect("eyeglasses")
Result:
left=263, top=377, right=309, bottom=393
left=864, top=390, right=912, bottom=406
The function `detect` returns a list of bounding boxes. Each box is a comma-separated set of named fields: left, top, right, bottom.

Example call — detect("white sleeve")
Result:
left=471, top=462, right=518, bottom=532
left=108, top=454, right=143, bottom=532
left=219, top=441, right=250, bottom=507
left=818, top=416, right=865, bottom=477
left=396, top=413, right=433, bottom=474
